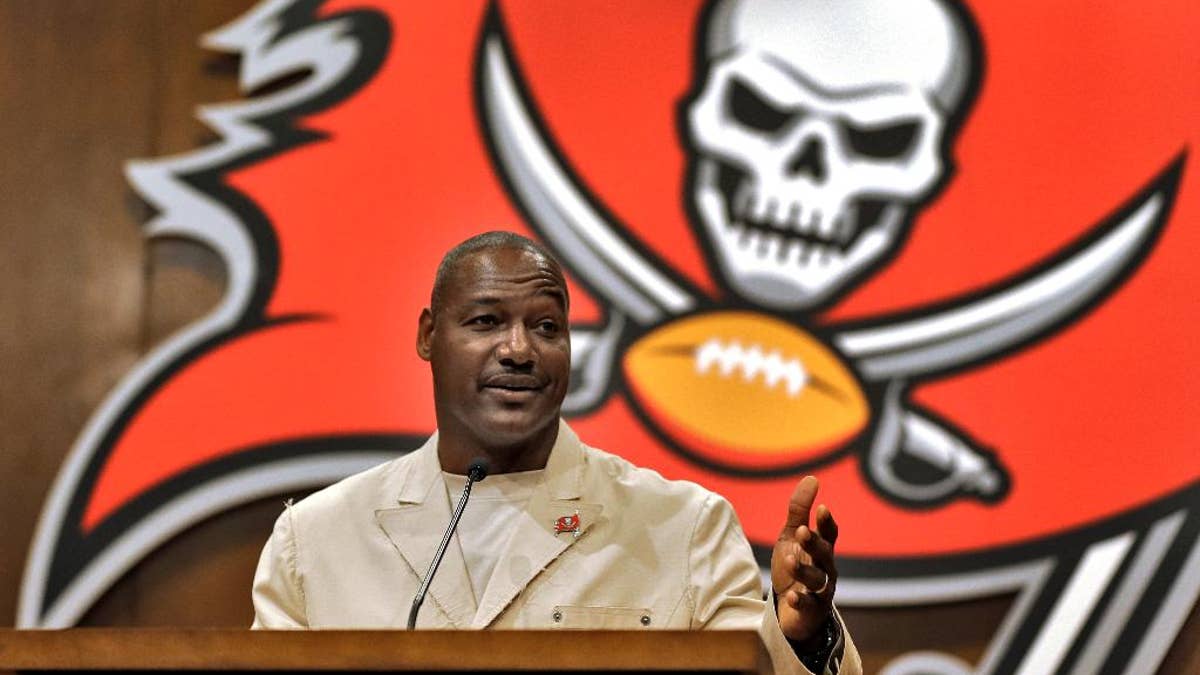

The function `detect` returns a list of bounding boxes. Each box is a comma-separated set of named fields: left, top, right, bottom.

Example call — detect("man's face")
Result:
left=418, top=246, right=571, bottom=453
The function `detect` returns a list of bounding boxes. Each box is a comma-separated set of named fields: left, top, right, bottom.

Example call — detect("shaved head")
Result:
left=431, top=231, right=567, bottom=316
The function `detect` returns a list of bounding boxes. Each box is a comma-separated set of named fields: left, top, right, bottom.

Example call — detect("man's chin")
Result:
left=471, top=408, right=560, bottom=448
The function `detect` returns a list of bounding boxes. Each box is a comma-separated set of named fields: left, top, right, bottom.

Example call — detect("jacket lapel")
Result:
left=473, top=422, right=603, bottom=628
left=375, top=434, right=477, bottom=628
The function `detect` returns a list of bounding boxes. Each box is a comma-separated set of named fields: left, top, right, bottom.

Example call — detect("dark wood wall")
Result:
left=0, top=0, right=243, bottom=625
left=0, top=2, right=1196, bottom=673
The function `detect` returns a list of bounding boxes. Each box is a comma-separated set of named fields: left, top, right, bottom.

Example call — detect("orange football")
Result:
left=622, top=311, right=869, bottom=471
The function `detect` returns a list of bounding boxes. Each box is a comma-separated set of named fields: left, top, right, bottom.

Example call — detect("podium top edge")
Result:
left=0, top=628, right=769, bottom=673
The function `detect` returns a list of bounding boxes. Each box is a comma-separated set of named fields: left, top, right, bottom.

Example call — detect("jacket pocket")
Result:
left=551, top=605, right=654, bottom=629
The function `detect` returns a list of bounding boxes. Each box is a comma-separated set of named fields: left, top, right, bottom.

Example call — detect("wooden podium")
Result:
left=0, top=629, right=769, bottom=673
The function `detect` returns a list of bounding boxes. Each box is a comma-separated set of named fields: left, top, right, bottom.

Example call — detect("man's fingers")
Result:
left=796, top=526, right=837, bottom=581
left=781, top=475, right=819, bottom=536
left=793, top=561, right=829, bottom=594
left=816, top=504, right=839, bottom=547
left=783, top=588, right=803, bottom=609
left=771, top=543, right=802, bottom=591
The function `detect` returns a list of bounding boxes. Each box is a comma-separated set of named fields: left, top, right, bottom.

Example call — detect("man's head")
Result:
left=418, top=232, right=571, bottom=472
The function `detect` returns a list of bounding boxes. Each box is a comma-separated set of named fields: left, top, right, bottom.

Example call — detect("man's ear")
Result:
left=416, top=308, right=434, bottom=362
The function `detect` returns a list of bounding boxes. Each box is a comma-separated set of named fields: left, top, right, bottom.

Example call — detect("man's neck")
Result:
left=436, top=421, right=559, bottom=475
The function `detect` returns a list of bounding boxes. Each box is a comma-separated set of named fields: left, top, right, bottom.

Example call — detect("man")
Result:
left=252, top=231, right=860, bottom=675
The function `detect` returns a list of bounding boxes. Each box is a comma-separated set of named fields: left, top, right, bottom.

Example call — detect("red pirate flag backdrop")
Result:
left=20, top=0, right=1200, bottom=670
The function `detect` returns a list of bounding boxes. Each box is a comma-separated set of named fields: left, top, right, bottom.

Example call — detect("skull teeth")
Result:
left=733, top=186, right=842, bottom=245
left=786, top=203, right=802, bottom=230
left=731, top=215, right=841, bottom=249
left=717, top=178, right=895, bottom=271
left=786, top=240, right=805, bottom=264
left=833, top=203, right=857, bottom=244
left=800, top=208, right=821, bottom=235
left=729, top=220, right=845, bottom=268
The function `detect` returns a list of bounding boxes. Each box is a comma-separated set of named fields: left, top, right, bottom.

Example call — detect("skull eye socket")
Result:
left=727, top=78, right=798, bottom=134
left=842, top=120, right=921, bottom=159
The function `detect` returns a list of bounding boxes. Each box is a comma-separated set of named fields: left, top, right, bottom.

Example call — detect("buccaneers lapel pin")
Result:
left=553, top=511, right=581, bottom=538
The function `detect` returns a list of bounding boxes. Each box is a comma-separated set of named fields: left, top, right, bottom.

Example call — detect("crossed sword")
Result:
left=475, top=18, right=1183, bottom=507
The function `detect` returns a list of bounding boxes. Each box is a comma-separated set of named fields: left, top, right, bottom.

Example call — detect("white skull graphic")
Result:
left=686, top=0, right=974, bottom=310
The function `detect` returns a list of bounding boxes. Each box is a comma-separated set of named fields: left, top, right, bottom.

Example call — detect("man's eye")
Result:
left=536, top=320, right=560, bottom=334
left=468, top=315, right=498, bottom=327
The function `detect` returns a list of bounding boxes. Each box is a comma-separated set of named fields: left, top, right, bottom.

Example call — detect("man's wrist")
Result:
left=772, top=591, right=840, bottom=671
left=789, top=612, right=839, bottom=673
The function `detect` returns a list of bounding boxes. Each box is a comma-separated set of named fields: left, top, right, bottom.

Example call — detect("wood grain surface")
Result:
left=0, top=629, right=767, bottom=673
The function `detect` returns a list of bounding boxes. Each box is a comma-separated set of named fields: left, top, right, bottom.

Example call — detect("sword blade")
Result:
left=477, top=9, right=695, bottom=325
left=834, top=156, right=1184, bottom=381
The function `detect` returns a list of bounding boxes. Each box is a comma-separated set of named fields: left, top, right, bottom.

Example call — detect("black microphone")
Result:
left=407, top=458, right=490, bottom=629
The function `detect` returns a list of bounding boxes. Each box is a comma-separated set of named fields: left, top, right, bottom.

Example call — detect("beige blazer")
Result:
left=251, top=421, right=860, bottom=675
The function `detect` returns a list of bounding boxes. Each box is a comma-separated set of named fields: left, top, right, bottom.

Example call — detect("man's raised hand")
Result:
left=771, top=475, right=839, bottom=643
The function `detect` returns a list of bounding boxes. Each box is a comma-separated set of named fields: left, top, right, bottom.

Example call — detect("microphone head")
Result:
left=467, top=458, right=490, bottom=482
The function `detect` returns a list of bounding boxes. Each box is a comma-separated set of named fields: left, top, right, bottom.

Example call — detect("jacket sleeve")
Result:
left=688, top=493, right=861, bottom=675
left=251, top=503, right=309, bottom=629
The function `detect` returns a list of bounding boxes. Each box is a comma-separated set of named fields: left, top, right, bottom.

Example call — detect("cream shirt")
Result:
left=443, top=469, right=544, bottom=610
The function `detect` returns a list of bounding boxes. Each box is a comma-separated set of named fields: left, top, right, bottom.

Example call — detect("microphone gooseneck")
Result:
left=406, top=458, right=490, bottom=630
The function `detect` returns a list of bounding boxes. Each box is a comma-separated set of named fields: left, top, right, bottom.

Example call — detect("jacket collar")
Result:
left=374, top=432, right=476, bottom=627
left=541, top=419, right=588, bottom=499
left=374, top=420, right=603, bottom=628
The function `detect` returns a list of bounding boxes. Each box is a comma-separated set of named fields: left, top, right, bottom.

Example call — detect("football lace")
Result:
left=694, top=338, right=809, bottom=397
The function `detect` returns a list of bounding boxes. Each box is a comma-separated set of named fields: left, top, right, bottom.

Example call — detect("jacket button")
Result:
left=552, top=610, right=563, bottom=623
left=640, top=615, right=651, bottom=626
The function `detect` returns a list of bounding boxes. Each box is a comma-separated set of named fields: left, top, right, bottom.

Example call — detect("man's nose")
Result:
left=496, top=324, right=534, bottom=365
